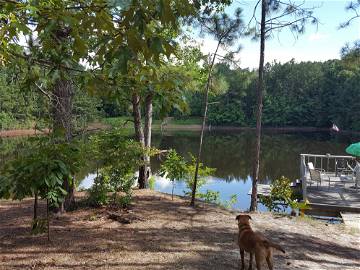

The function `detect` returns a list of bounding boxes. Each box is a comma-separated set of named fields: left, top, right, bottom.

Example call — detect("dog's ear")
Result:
left=246, top=215, right=252, bottom=220
left=235, top=215, right=240, bottom=220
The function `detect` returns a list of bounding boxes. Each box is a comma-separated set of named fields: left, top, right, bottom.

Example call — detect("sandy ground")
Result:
left=0, top=190, right=359, bottom=270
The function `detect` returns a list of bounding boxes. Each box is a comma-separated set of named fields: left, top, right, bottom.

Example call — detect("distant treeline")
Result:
left=186, top=46, right=360, bottom=131
left=1, top=45, right=359, bottom=131
left=189, top=59, right=360, bottom=130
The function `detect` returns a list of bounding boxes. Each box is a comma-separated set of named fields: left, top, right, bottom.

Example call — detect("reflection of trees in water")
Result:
left=0, top=137, right=34, bottom=168
left=152, top=131, right=351, bottom=183
left=2, top=131, right=354, bottom=184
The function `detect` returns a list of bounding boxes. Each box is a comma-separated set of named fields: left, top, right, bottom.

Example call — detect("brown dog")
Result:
left=236, top=214, right=285, bottom=270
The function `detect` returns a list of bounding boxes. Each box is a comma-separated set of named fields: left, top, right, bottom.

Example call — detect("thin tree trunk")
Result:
left=190, top=42, right=221, bottom=207
left=132, top=93, right=146, bottom=189
left=47, top=198, right=50, bottom=242
left=33, top=192, right=38, bottom=221
left=144, top=93, right=153, bottom=186
left=250, top=0, right=266, bottom=212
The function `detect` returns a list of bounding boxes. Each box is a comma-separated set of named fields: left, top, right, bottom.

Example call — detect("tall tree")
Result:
left=248, top=0, right=317, bottom=211
left=190, top=9, right=245, bottom=206
left=83, top=0, right=230, bottom=189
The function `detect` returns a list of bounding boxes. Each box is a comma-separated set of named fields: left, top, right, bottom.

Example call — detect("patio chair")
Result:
left=309, top=168, right=330, bottom=188
left=335, top=159, right=353, bottom=176
left=307, top=162, right=326, bottom=172
left=344, top=163, right=359, bottom=190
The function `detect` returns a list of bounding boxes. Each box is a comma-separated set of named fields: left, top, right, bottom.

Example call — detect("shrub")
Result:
left=259, top=176, right=307, bottom=213
left=183, top=155, right=215, bottom=197
left=87, top=173, right=111, bottom=207
left=148, top=176, right=156, bottom=190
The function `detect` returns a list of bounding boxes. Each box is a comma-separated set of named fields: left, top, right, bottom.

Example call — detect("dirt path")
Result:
left=0, top=190, right=359, bottom=270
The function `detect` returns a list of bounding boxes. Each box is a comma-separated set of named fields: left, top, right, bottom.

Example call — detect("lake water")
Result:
left=77, top=129, right=359, bottom=212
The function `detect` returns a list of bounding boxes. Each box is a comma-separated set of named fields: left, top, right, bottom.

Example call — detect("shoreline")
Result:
left=1, top=123, right=359, bottom=138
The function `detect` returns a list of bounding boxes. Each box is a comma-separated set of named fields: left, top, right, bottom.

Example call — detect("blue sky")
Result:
left=198, top=1, right=360, bottom=69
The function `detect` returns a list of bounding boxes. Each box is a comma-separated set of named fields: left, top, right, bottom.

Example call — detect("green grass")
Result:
left=102, top=117, right=132, bottom=127
left=168, top=117, right=202, bottom=125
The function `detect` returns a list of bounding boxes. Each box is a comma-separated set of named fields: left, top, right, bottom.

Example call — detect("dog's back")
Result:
left=236, top=214, right=285, bottom=270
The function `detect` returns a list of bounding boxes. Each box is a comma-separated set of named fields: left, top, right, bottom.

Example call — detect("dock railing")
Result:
left=300, top=153, right=356, bottom=200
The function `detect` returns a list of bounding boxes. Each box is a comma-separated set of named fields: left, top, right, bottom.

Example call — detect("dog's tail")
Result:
left=264, top=241, right=285, bottom=253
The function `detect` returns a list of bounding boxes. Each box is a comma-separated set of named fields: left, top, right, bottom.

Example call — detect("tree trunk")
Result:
left=132, top=93, right=147, bottom=189
left=46, top=198, right=50, bottom=242
left=33, top=192, right=38, bottom=221
left=190, top=42, right=221, bottom=207
left=143, top=93, right=153, bottom=185
left=250, top=0, right=266, bottom=212
left=53, top=79, right=75, bottom=211
left=53, top=79, right=73, bottom=142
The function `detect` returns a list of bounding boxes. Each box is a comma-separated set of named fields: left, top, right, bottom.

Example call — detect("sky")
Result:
left=198, top=0, right=360, bottom=69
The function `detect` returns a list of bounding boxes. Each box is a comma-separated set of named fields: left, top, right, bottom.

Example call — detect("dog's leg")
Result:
left=265, top=255, right=273, bottom=270
left=248, top=253, right=253, bottom=270
left=255, top=253, right=262, bottom=270
left=240, top=249, right=245, bottom=270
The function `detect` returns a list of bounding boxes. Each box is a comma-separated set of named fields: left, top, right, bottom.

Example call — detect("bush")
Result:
left=259, top=176, right=307, bottom=213
left=148, top=176, right=156, bottom=190
left=87, top=174, right=111, bottom=207
left=183, top=155, right=215, bottom=197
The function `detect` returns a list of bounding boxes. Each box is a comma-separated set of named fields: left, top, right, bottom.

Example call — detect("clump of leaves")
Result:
left=0, top=138, right=83, bottom=240
left=31, top=218, right=47, bottom=235
left=87, top=172, right=111, bottom=207
left=159, top=150, right=215, bottom=199
left=183, top=154, right=215, bottom=198
left=148, top=176, right=156, bottom=190
left=198, top=190, right=220, bottom=203
left=259, top=176, right=308, bottom=213
left=159, top=149, right=187, bottom=199
left=86, top=129, right=155, bottom=208
left=198, top=190, right=237, bottom=209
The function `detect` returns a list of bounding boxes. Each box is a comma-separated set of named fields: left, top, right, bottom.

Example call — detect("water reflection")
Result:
left=1, top=130, right=359, bottom=211
left=152, top=130, right=356, bottom=183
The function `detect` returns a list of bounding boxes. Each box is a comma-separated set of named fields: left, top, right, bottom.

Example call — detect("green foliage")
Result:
left=259, top=176, right=306, bottom=213
left=186, top=56, right=360, bottom=130
left=86, top=129, right=157, bottom=207
left=159, top=150, right=215, bottom=198
left=198, top=190, right=220, bottom=203
left=159, top=149, right=187, bottom=183
left=198, top=190, right=237, bottom=209
left=87, top=173, right=111, bottom=207
left=148, top=176, right=156, bottom=190
left=0, top=139, right=82, bottom=206
left=183, top=155, right=216, bottom=197
left=117, top=194, right=132, bottom=209
left=31, top=218, right=48, bottom=235
left=159, top=149, right=187, bottom=198
left=221, top=194, right=238, bottom=209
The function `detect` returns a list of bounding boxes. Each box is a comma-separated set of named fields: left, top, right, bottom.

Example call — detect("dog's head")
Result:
left=235, top=214, right=252, bottom=225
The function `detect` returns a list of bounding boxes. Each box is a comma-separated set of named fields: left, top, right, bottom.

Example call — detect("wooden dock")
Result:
left=248, top=184, right=272, bottom=196
left=340, top=212, right=360, bottom=231
left=306, top=178, right=360, bottom=213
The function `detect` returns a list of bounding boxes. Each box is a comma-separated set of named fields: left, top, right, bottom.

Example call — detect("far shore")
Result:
left=1, top=122, right=359, bottom=138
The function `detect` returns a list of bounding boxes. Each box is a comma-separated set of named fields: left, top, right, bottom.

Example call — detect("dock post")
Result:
left=300, top=154, right=307, bottom=200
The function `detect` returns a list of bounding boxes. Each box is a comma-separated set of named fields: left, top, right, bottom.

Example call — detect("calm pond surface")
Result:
left=78, top=129, right=360, bottom=212
left=1, top=130, right=359, bottom=212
